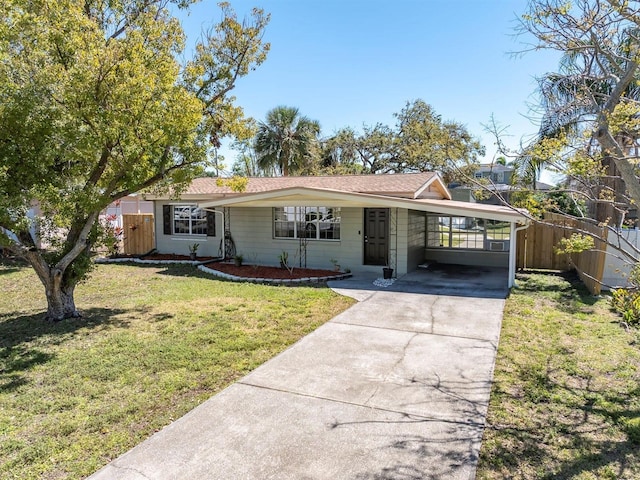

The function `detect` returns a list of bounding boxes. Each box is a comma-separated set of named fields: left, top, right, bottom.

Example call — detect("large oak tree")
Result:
left=320, top=100, right=484, bottom=183
left=0, top=0, right=269, bottom=320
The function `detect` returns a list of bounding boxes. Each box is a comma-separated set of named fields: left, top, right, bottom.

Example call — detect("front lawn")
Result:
left=477, top=272, right=640, bottom=479
left=0, top=261, right=355, bottom=480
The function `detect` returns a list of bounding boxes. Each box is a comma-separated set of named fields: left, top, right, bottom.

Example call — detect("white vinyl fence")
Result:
left=602, top=228, right=640, bottom=289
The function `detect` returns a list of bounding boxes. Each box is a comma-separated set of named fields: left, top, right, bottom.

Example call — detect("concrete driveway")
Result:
left=89, top=266, right=507, bottom=480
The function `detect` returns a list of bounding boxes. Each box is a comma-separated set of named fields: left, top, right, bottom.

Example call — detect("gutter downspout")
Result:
left=203, top=208, right=225, bottom=258
left=509, top=222, right=529, bottom=288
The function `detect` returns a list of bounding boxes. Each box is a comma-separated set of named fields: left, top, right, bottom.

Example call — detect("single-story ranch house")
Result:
left=146, top=172, right=528, bottom=286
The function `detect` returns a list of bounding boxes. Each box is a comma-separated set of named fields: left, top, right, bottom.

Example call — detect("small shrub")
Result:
left=611, top=288, right=631, bottom=311
left=611, top=288, right=640, bottom=325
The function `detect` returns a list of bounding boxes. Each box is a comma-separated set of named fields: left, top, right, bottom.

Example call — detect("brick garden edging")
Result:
left=197, top=264, right=352, bottom=285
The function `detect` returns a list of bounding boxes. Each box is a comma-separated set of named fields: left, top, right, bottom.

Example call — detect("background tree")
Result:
left=231, top=136, right=276, bottom=177
left=320, top=100, right=484, bottom=182
left=0, top=0, right=270, bottom=321
left=519, top=0, right=640, bottom=219
left=476, top=0, right=640, bottom=285
left=254, top=106, right=321, bottom=176
left=319, top=127, right=366, bottom=175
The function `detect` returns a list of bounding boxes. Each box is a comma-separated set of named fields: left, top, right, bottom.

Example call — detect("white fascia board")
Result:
left=197, top=187, right=527, bottom=223
left=197, top=187, right=379, bottom=208
left=412, top=198, right=528, bottom=223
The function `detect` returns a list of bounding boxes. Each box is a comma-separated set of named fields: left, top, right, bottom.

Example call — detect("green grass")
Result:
left=0, top=260, right=355, bottom=480
left=477, top=271, right=640, bottom=480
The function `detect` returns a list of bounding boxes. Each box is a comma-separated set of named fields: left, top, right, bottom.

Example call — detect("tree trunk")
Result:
left=33, top=262, right=81, bottom=322
left=19, top=213, right=97, bottom=322
left=45, top=280, right=79, bottom=321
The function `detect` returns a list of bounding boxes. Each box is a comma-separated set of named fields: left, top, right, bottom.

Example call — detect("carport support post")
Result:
left=508, top=222, right=516, bottom=288
left=508, top=222, right=528, bottom=288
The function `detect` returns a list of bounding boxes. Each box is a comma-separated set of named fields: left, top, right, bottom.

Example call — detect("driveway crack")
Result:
left=428, top=296, right=438, bottom=334
left=107, top=463, right=152, bottom=479
left=364, top=332, right=420, bottom=407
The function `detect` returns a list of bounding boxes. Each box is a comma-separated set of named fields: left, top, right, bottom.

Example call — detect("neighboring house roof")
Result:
left=475, top=163, right=514, bottom=173
left=535, top=181, right=553, bottom=191
left=151, top=172, right=450, bottom=201
left=457, top=182, right=552, bottom=193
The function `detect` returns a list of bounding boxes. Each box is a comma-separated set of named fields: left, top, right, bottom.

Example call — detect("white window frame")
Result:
left=273, top=206, right=341, bottom=241
left=172, top=204, right=207, bottom=236
left=426, top=215, right=510, bottom=250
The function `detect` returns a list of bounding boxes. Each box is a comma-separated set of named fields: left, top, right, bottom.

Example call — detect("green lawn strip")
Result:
left=477, top=272, right=640, bottom=480
left=0, top=262, right=355, bottom=480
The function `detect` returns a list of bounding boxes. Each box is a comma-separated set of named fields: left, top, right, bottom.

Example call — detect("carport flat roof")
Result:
left=197, top=187, right=527, bottom=223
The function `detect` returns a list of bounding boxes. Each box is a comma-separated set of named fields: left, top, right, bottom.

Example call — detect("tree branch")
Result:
left=55, top=211, right=98, bottom=273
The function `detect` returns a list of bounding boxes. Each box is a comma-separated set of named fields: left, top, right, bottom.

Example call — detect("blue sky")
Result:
left=180, top=0, right=561, bottom=168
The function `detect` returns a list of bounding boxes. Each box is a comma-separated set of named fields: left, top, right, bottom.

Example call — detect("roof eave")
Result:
left=198, top=187, right=527, bottom=222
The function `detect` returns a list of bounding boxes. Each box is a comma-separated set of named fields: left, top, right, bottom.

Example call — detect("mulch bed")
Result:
left=203, top=262, right=341, bottom=280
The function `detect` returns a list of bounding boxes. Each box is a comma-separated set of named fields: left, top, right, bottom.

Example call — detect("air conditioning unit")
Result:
left=488, top=240, right=508, bottom=251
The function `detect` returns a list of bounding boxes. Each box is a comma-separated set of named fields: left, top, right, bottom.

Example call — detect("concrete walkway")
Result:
left=89, top=267, right=508, bottom=480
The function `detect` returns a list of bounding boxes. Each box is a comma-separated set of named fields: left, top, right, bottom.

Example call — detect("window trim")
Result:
left=273, top=206, right=341, bottom=241
left=426, top=215, right=510, bottom=251
left=163, top=204, right=215, bottom=237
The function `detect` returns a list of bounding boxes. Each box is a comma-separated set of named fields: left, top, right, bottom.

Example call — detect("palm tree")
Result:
left=254, top=106, right=321, bottom=176
left=515, top=26, right=640, bottom=201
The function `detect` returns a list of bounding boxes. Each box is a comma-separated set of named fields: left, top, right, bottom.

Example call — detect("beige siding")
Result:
left=154, top=202, right=221, bottom=257
left=390, top=209, right=426, bottom=276
left=407, top=210, right=426, bottom=271
left=153, top=201, right=508, bottom=273
left=227, top=207, right=374, bottom=273
left=391, top=208, right=405, bottom=275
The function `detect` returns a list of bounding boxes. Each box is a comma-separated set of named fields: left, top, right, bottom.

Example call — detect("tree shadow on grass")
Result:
left=0, top=306, right=151, bottom=393
left=516, top=270, right=600, bottom=313
left=483, top=364, right=640, bottom=478
left=0, top=257, right=29, bottom=275
left=106, top=260, right=213, bottom=279
left=0, top=267, right=22, bottom=276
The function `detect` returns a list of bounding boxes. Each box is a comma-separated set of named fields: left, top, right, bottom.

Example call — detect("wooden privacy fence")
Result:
left=516, top=213, right=608, bottom=295
left=122, top=213, right=155, bottom=255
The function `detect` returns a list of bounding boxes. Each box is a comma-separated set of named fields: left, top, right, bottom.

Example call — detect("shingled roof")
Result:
left=180, top=172, right=443, bottom=199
